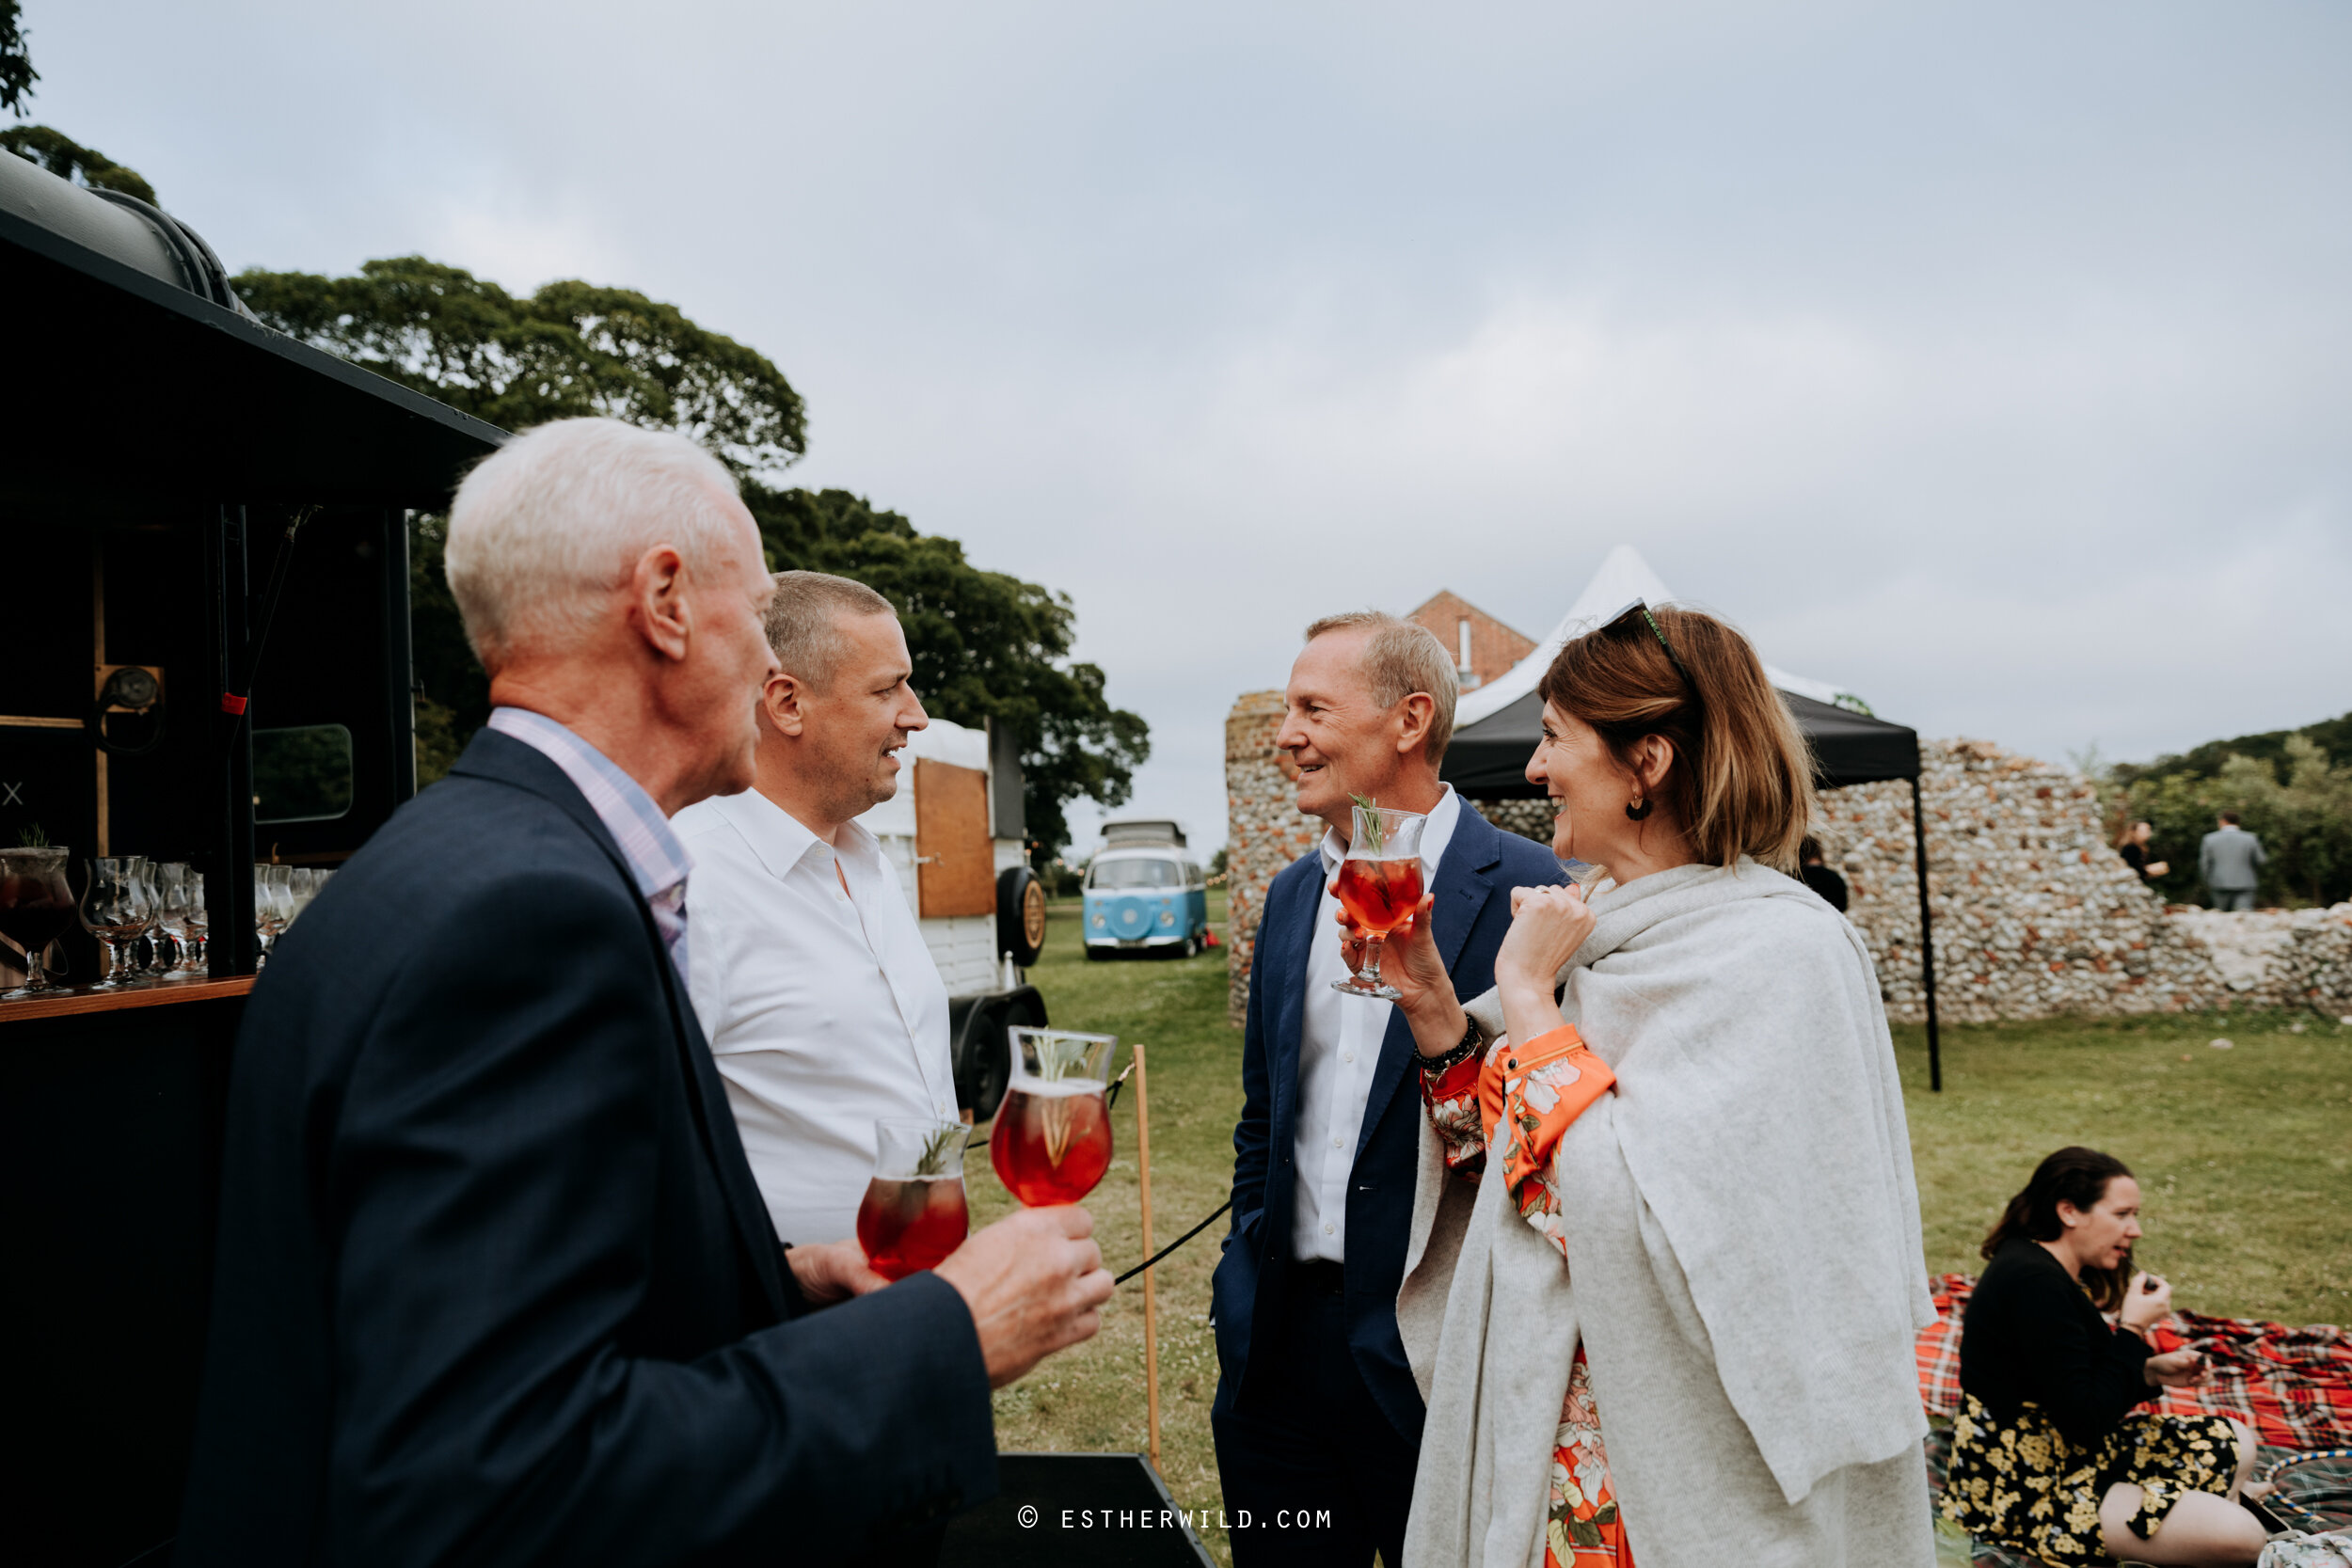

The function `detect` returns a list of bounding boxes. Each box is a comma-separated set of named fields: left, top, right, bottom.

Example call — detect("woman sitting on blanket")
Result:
left=1943, top=1146, right=2271, bottom=1567
left=1354, top=602, right=1938, bottom=1568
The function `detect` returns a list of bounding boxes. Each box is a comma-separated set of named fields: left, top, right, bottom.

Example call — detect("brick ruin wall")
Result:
left=1222, top=692, right=2352, bottom=1024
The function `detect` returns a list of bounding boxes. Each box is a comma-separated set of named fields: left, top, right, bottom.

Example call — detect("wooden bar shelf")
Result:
left=0, top=975, right=255, bottom=1023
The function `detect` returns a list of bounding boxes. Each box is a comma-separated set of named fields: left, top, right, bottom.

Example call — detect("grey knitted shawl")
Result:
left=1396, top=860, right=1937, bottom=1568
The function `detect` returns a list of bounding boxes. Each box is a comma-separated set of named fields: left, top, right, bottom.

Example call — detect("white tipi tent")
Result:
left=1454, top=545, right=1859, bottom=729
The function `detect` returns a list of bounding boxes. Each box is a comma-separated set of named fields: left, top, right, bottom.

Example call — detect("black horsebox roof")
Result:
left=0, top=151, right=503, bottom=509
left=1442, top=687, right=1923, bottom=797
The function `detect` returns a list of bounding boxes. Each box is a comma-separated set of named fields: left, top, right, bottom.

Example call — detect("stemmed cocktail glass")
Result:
left=80, top=856, right=153, bottom=989
left=0, top=847, right=75, bottom=999
left=1330, top=802, right=1427, bottom=1001
left=989, top=1027, right=1117, bottom=1207
left=254, top=863, right=292, bottom=956
left=856, top=1117, right=973, bottom=1281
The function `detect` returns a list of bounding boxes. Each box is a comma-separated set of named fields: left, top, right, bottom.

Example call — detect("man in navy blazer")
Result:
left=176, top=419, right=1112, bottom=1567
left=1211, top=611, right=1566, bottom=1566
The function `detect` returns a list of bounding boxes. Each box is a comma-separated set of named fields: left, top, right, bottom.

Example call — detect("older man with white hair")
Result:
left=176, top=418, right=1113, bottom=1567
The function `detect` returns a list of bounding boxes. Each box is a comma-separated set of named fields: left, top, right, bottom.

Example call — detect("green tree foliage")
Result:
left=745, top=485, right=1149, bottom=867
left=2106, top=731, right=2352, bottom=908
left=236, top=258, right=807, bottom=473
left=238, top=257, right=1147, bottom=865
left=0, top=124, right=157, bottom=205
left=2, top=1, right=37, bottom=119
left=2113, top=710, right=2352, bottom=788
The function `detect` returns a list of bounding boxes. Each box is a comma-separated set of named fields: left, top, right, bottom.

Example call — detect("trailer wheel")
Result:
left=957, top=986, right=1047, bottom=1124
left=995, top=865, right=1048, bottom=967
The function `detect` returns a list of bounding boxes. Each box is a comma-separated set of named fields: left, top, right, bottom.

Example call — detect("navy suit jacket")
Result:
left=1209, top=802, right=1566, bottom=1443
left=176, top=731, right=996, bottom=1567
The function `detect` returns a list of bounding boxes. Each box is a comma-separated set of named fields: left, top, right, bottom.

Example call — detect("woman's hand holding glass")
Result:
left=1334, top=879, right=1599, bottom=1055
left=1335, top=893, right=1468, bottom=1056
left=2143, top=1346, right=2207, bottom=1387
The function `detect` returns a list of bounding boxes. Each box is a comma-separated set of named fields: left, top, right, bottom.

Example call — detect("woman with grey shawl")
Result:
left=1349, top=601, right=1937, bottom=1568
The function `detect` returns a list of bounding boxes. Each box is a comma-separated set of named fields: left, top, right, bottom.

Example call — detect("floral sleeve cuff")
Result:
left=1483, top=1025, right=1615, bottom=1262
left=1419, top=1042, right=1493, bottom=1182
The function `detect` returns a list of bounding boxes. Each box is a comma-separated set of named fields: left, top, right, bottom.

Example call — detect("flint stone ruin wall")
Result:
left=1221, top=691, right=2352, bottom=1023
left=1224, top=691, right=1325, bottom=1020
left=1815, top=739, right=2350, bottom=1022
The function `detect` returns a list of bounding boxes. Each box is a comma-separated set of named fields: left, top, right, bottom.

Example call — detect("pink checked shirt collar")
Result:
left=485, top=706, right=693, bottom=980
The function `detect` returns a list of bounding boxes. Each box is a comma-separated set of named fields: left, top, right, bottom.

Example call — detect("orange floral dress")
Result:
left=1421, top=1024, right=1633, bottom=1568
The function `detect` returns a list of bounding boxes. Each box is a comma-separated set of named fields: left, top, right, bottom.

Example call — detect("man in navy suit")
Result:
left=177, top=418, right=1113, bottom=1566
left=1211, top=611, right=1567, bottom=1566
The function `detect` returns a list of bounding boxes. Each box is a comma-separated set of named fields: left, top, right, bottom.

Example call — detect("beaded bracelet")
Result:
left=1415, top=1014, right=1486, bottom=1079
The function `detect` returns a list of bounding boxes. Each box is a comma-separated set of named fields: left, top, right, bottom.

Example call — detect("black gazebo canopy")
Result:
left=1440, top=685, right=1946, bottom=1086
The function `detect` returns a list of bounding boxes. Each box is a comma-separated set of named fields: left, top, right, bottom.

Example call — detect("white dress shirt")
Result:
left=1290, top=784, right=1463, bottom=1264
left=673, top=788, right=958, bottom=1245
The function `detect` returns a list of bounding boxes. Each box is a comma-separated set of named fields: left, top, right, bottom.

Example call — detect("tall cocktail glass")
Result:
left=0, top=847, right=75, bottom=998
left=855, top=1117, right=972, bottom=1281
left=1330, top=802, right=1427, bottom=1001
left=989, top=1027, right=1116, bottom=1207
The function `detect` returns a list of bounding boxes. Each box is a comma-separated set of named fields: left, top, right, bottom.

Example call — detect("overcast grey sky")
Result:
left=26, top=2, right=2351, bottom=852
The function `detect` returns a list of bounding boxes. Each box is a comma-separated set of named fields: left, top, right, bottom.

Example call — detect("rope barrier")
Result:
left=1116, top=1197, right=1232, bottom=1286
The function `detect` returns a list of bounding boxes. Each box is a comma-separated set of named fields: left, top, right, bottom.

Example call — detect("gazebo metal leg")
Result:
left=1910, top=772, right=1941, bottom=1092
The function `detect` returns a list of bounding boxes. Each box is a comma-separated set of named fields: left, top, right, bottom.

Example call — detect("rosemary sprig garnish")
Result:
left=914, top=1123, right=964, bottom=1178
left=1350, top=792, right=1384, bottom=855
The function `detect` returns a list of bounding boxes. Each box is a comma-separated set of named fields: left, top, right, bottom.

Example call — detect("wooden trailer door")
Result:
left=914, top=758, right=996, bottom=918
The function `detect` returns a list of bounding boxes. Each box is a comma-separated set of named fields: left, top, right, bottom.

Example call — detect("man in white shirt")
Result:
left=673, top=571, right=960, bottom=1245
left=1209, top=610, right=1567, bottom=1567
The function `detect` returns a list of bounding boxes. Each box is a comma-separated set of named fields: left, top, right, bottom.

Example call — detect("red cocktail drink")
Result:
left=989, top=1081, right=1113, bottom=1207
left=1332, top=856, right=1424, bottom=937
left=1329, top=802, right=1430, bottom=1001
left=855, top=1175, right=971, bottom=1280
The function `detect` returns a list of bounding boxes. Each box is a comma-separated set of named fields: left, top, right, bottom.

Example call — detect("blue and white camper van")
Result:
left=1082, top=819, right=1211, bottom=960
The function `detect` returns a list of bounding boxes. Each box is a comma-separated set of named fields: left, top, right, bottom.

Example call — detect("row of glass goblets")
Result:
left=70, top=857, right=212, bottom=990
left=253, top=863, right=330, bottom=954
left=853, top=1027, right=1119, bottom=1281
left=0, top=855, right=336, bottom=997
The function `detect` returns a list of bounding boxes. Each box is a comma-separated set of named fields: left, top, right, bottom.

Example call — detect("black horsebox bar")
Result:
left=1, top=152, right=1208, bottom=1568
left=0, top=149, right=504, bottom=1567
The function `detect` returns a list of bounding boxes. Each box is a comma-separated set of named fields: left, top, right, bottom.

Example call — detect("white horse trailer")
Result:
left=851, top=716, right=1048, bottom=1120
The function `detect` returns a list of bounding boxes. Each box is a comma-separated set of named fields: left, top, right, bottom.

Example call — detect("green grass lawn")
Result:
left=977, top=895, right=2352, bottom=1565
left=1901, top=1010, right=2352, bottom=1327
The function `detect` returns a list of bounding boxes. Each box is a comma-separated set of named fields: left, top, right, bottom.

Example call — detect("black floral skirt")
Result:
left=1939, top=1394, right=2240, bottom=1566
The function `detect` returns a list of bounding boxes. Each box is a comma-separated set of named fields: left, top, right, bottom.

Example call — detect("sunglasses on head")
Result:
left=1595, top=596, right=1699, bottom=700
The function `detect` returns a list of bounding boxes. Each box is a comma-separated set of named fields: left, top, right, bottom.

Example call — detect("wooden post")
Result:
left=1134, top=1041, right=1160, bottom=1469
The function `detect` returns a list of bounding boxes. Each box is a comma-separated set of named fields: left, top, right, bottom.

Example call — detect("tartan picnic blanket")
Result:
left=1919, top=1277, right=2352, bottom=1562
left=1917, top=1273, right=2352, bottom=1450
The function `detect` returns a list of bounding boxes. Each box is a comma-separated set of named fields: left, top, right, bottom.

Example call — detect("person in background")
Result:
left=175, top=419, right=1113, bottom=1567
left=1798, top=834, right=1850, bottom=911
left=1212, top=610, right=1566, bottom=1568
left=2117, top=819, right=2169, bottom=882
left=1943, top=1148, right=2268, bottom=1567
left=2199, top=812, right=2265, bottom=911
left=674, top=571, right=957, bottom=1246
